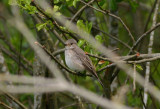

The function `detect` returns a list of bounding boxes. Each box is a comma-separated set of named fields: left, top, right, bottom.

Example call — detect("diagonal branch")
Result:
left=71, top=0, right=95, bottom=22
left=0, top=33, right=32, bottom=68
left=79, top=0, right=135, bottom=43
left=0, top=100, right=14, bottom=109
left=0, top=44, right=33, bottom=75
left=35, top=42, right=92, bottom=77
left=2, top=91, right=28, bottom=109
left=128, top=22, right=160, bottom=54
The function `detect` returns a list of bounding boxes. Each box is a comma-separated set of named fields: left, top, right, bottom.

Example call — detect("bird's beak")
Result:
left=65, top=43, right=69, bottom=46
left=65, top=44, right=71, bottom=46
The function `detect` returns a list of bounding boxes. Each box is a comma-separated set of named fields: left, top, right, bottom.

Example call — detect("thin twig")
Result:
left=31, top=1, right=78, bottom=41
left=71, top=0, right=95, bottom=22
left=143, top=0, right=158, bottom=32
left=0, top=44, right=33, bottom=75
left=139, top=88, right=147, bottom=109
left=52, top=48, right=65, bottom=56
left=35, top=42, right=92, bottom=77
left=79, top=0, right=135, bottom=43
left=92, top=26, right=131, bottom=49
left=52, top=47, right=119, bottom=61
left=64, top=4, right=131, bottom=49
left=127, top=56, right=160, bottom=64
left=0, top=100, right=14, bottom=109
left=2, top=91, right=28, bottom=109
left=52, top=47, right=160, bottom=63
left=98, top=63, right=116, bottom=72
left=18, top=35, right=23, bottom=75
left=0, top=33, right=32, bottom=68
left=128, top=22, right=160, bottom=54
left=6, top=7, right=132, bottom=109
left=98, top=55, right=160, bottom=72
left=34, top=13, right=66, bottom=44
left=52, top=30, right=66, bottom=44
left=59, top=102, right=91, bottom=109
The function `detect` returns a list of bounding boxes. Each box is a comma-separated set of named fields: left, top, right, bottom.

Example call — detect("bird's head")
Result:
left=65, top=39, right=77, bottom=49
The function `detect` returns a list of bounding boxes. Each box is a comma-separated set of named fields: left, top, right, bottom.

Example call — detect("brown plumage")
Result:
left=65, top=39, right=105, bottom=88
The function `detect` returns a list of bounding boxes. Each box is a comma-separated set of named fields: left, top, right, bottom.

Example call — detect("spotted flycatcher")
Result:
left=65, top=39, right=104, bottom=88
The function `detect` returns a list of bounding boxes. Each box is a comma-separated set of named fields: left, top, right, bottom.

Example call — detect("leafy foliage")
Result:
left=0, top=0, right=160, bottom=109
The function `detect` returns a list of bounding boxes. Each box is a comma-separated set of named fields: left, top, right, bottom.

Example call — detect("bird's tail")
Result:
left=92, top=71, right=105, bottom=89
left=96, top=76, right=105, bottom=89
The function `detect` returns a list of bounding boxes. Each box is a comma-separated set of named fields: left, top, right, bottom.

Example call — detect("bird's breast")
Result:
left=65, top=50, right=85, bottom=72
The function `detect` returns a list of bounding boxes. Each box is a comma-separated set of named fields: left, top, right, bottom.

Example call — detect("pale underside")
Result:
left=65, top=49, right=85, bottom=72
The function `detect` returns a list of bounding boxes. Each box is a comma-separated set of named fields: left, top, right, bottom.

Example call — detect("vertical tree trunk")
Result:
left=103, top=0, right=119, bottom=99
left=143, top=1, right=160, bottom=108
left=33, top=55, right=45, bottom=109
left=0, top=50, right=20, bottom=109
left=32, top=15, right=58, bottom=109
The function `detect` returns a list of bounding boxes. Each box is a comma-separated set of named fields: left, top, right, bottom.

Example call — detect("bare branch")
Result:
left=35, top=42, right=92, bottom=77
left=71, top=0, right=95, bottom=22
left=0, top=100, right=14, bottom=109
left=0, top=44, right=33, bottom=75
left=128, top=22, right=160, bottom=54
left=144, top=0, right=160, bottom=108
left=79, top=0, right=135, bottom=43
left=4, top=6, right=132, bottom=109
left=2, top=91, right=28, bottom=109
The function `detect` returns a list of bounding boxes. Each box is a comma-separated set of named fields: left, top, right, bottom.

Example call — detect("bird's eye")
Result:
left=70, top=43, right=73, bottom=45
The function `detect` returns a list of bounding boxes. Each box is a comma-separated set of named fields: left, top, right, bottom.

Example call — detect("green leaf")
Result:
left=128, top=0, right=138, bottom=12
left=54, top=0, right=60, bottom=4
left=66, top=0, right=74, bottom=6
left=127, top=90, right=141, bottom=106
left=77, top=20, right=86, bottom=31
left=78, top=39, right=85, bottom=47
left=136, top=64, right=143, bottom=71
left=53, top=5, right=59, bottom=12
left=86, top=21, right=92, bottom=33
left=77, top=20, right=92, bottom=33
left=26, top=5, right=37, bottom=14
left=47, top=20, right=54, bottom=29
left=84, top=45, right=90, bottom=53
left=36, top=23, right=47, bottom=31
left=9, top=0, right=37, bottom=14
left=8, top=0, right=18, bottom=5
left=52, top=5, right=61, bottom=16
left=25, top=0, right=31, bottom=5
left=73, top=0, right=79, bottom=7
left=97, top=0, right=105, bottom=6
left=59, top=26, right=67, bottom=31
left=95, top=35, right=103, bottom=43
left=110, top=0, right=118, bottom=11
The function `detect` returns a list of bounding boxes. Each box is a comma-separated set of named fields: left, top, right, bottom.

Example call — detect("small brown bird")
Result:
left=65, top=39, right=105, bottom=88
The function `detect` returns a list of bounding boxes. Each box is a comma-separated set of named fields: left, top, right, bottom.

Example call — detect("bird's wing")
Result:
left=73, top=46, right=105, bottom=88
left=73, top=46, right=96, bottom=75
